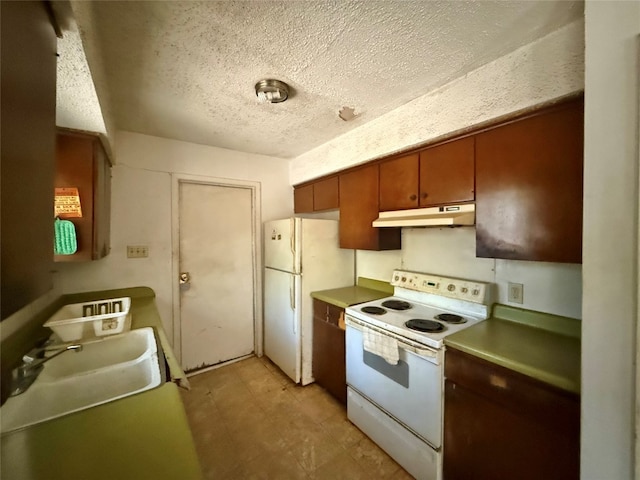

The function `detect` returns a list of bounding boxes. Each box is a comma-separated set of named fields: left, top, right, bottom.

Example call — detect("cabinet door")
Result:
left=55, top=134, right=96, bottom=262
left=313, top=176, right=339, bottom=211
left=94, top=141, right=111, bottom=259
left=1, top=0, right=57, bottom=319
left=444, top=380, right=578, bottom=480
left=55, top=131, right=111, bottom=262
left=419, top=137, right=474, bottom=207
left=294, top=184, right=314, bottom=213
left=312, top=299, right=346, bottom=404
left=475, top=100, right=583, bottom=263
left=379, top=153, right=419, bottom=211
left=339, top=164, right=401, bottom=250
left=444, top=348, right=579, bottom=480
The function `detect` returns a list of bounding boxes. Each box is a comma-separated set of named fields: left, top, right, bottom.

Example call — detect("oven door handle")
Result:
left=346, top=315, right=439, bottom=362
left=398, top=341, right=437, bottom=359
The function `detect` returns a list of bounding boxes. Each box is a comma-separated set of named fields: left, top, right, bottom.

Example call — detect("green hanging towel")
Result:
left=54, top=218, right=77, bottom=255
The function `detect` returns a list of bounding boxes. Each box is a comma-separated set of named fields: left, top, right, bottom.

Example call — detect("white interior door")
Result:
left=264, top=267, right=301, bottom=382
left=179, top=182, right=255, bottom=372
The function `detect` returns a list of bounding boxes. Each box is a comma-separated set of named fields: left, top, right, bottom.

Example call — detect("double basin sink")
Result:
left=1, top=327, right=163, bottom=434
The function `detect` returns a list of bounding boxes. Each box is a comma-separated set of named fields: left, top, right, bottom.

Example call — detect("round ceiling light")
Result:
left=255, top=79, right=289, bottom=104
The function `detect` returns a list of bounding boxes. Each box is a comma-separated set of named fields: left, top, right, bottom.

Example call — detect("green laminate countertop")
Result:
left=1, top=287, right=201, bottom=480
left=1, top=383, right=201, bottom=480
left=444, top=304, right=581, bottom=395
left=310, top=277, right=393, bottom=308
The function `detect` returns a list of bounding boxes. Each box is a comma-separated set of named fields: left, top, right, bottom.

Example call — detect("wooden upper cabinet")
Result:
left=1, top=0, right=57, bottom=320
left=313, top=176, right=339, bottom=211
left=294, top=184, right=313, bottom=213
left=475, top=99, right=583, bottom=263
left=379, top=141, right=475, bottom=211
left=379, top=154, right=419, bottom=211
left=419, top=137, right=475, bottom=207
left=294, top=176, right=339, bottom=213
left=339, top=164, right=401, bottom=250
left=55, top=130, right=112, bottom=262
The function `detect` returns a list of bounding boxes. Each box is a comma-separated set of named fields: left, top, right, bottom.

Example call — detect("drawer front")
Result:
left=445, top=348, right=579, bottom=434
left=313, top=299, right=343, bottom=326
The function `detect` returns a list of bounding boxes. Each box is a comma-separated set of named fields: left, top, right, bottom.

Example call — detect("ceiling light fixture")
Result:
left=255, top=79, right=289, bottom=104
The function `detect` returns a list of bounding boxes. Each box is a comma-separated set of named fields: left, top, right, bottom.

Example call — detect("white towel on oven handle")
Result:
left=363, top=326, right=399, bottom=365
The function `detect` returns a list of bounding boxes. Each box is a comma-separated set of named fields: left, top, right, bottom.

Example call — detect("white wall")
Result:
left=56, top=131, right=292, bottom=341
left=355, top=228, right=582, bottom=319
left=582, top=3, right=639, bottom=479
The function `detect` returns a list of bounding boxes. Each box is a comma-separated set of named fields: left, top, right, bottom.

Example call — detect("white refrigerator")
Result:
left=264, top=218, right=354, bottom=385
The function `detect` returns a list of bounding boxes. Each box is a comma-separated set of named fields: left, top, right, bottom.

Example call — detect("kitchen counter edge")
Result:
left=311, top=281, right=392, bottom=309
left=444, top=305, right=581, bottom=395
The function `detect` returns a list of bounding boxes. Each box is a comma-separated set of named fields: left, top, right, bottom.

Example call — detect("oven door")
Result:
left=346, top=316, right=444, bottom=448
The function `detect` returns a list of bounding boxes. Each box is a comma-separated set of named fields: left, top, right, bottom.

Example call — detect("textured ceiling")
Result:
left=71, top=1, right=583, bottom=159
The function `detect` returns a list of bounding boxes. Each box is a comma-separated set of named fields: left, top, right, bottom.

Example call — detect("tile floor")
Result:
left=180, top=355, right=414, bottom=479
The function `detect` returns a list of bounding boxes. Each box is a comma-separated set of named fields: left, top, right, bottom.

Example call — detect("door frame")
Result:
left=170, top=173, right=263, bottom=365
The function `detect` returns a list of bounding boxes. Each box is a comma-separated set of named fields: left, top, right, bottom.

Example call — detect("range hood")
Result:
left=372, top=204, right=475, bottom=228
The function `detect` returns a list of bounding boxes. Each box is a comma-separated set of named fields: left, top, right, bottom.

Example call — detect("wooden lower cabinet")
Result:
left=443, top=348, right=579, bottom=480
left=312, top=299, right=347, bottom=404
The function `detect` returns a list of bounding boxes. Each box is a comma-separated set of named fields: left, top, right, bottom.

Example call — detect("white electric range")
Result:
left=345, top=270, right=492, bottom=480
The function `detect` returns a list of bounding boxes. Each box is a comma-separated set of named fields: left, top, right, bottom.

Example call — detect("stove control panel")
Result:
left=391, top=270, right=489, bottom=304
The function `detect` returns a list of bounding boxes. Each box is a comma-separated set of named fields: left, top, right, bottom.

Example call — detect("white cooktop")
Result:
left=345, top=270, right=493, bottom=349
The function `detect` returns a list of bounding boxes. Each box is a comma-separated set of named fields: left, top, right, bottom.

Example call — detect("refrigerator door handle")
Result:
left=289, top=277, right=296, bottom=334
left=289, top=218, right=296, bottom=261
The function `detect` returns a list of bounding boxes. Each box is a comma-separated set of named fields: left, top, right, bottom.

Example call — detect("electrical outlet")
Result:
left=508, top=282, right=524, bottom=304
left=127, top=245, right=148, bottom=258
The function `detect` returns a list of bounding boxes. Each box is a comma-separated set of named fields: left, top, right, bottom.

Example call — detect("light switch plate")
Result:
left=507, top=282, right=524, bottom=304
left=127, top=245, right=148, bottom=258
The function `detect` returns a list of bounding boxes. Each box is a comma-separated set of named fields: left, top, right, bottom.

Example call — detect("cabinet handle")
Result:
left=409, top=194, right=417, bottom=201
left=421, top=192, right=428, bottom=199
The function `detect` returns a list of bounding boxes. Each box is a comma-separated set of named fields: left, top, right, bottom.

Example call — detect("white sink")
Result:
left=0, top=328, right=162, bottom=434
left=39, top=328, right=155, bottom=380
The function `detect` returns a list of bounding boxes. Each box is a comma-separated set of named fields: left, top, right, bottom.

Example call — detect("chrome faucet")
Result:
left=10, top=343, right=83, bottom=396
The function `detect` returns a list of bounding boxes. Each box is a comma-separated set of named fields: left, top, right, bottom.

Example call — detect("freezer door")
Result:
left=264, top=267, right=302, bottom=383
left=264, top=218, right=300, bottom=274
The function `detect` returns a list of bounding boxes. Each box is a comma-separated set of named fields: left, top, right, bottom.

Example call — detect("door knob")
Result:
left=180, top=272, right=191, bottom=291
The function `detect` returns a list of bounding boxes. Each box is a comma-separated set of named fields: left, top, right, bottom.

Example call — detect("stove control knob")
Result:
left=447, top=284, right=455, bottom=292
left=472, top=289, right=480, bottom=296
left=461, top=287, right=468, bottom=294
left=401, top=276, right=406, bottom=282
left=394, top=275, right=399, bottom=281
